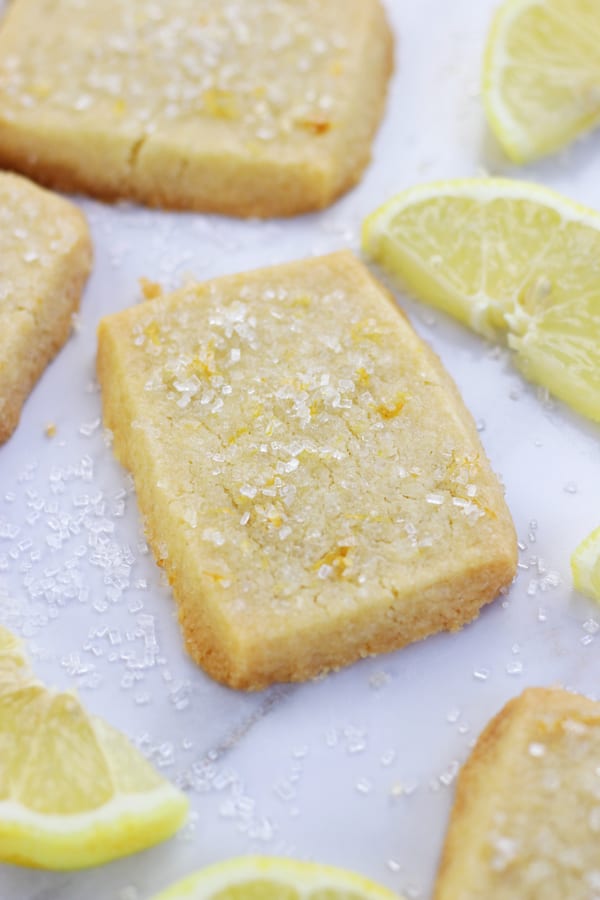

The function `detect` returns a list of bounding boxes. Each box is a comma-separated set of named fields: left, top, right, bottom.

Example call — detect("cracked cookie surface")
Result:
left=97, top=251, right=516, bottom=690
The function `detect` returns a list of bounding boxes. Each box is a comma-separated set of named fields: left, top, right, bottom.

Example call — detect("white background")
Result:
left=1, top=1, right=599, bottom=898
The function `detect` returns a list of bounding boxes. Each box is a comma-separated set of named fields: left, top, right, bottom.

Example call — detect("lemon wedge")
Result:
left=362, top=178, right=600, bottom=423
left=572, top=526, right=600, bottom=602
left=482, top=0, right=600, bottom=163
left=0, top=624, right=188, bottom=869
left=151, top=856, right=402, bottom=899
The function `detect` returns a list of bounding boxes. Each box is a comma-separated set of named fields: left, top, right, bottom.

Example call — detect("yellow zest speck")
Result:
left=143, top=321, right=161, bottom=345
left=139, top=277, right=162, bottom=300
left=296, top=117, right=332, bottom=135
left=188, top=347, right=216, bottom=378
left=228, top=426, right=248, bottom=445
left=202, top=88, right=239, bottom=120
left=351, top=319, right=384, bottom=344
left=292, top=294, right=312, bottom=310
left=45, top=422, right=57, bottom=438
left=202, top=571, right=228, bottom=584
left=113, top=98, right=127, bottom=117
left=315, top=545, right=350, bottom=575
left=356, top=367, right=370, bottom=387
left=375, top=393, right=407, bottom=419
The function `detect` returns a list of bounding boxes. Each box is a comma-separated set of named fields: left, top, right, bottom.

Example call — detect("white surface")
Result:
left=1, top=1, right=600, bottom=898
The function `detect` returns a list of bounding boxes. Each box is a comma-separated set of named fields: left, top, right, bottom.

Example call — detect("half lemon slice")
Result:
left=0, top=624, right=188, bottom=869
left=362, top=178, right=600, bottom=423
left=151, top=856, right=401, bottom=899
left=482, top=0, right=600, bottom=163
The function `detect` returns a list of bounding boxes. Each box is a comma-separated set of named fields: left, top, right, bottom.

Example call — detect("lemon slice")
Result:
left=0, top=624, right=188, bottom=870
left=482, top=0, right=600, bottom=163
left=362, top=178, right=600, bottom=423
left=151, top=856, right=401, bottom=899
left=572, top=526, right=600, bottom=602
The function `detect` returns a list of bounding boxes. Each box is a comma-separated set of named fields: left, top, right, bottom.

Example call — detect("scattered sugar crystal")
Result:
left=439, top=760, right=460, bottom=786
left=355, top=778, right=372, bottom=794
left=274, top=779, right=295, bottom=801
left=528, top=742, right=546, bottom=758
left=369, top=670, right=390, bottom=689
left=426, top=493, right=444, bottom=505
left=491, top=836, right=519, bottom=871
left=473, top=668, right=490, bottom=681
left=325, top=728, right=338, bottom=748
left=292, top=746, right=308, bottom=759
left=506, top=660, right=523, bottom=675
left=380, top=749, right=396, bottom=767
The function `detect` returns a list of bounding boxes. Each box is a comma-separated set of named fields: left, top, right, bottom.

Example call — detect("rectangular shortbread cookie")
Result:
left=97, top=251, right=517, bottom=690
left=0, top=172, right=92, bottom=443
left=0, top=0, right=393, bottom=217
left=435, top=688, right=600, bottom=900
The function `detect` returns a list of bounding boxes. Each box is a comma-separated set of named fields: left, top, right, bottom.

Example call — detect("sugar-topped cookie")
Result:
left=0, top=0, right=393, bottom=217
left=97, top=252, right=516, bottom=690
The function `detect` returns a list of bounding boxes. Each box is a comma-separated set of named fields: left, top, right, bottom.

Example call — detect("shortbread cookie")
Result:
left=0, top=172, right=92, bottom=443
left=435, top=688, right=600, bottom=900
left=97, top=251, right=516, bottom=690
left=0, top=0, right=393, bottom=217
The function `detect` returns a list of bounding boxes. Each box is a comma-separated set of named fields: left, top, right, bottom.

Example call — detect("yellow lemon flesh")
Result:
left=362, top=178, right=600, bottom=423
left=572, top=526, right=600, bottom=602
left=482, top=0, right=600, bottom=163
left=0, top=624, right=188, bottom=869
left=151, top=855, right=402, bottom=899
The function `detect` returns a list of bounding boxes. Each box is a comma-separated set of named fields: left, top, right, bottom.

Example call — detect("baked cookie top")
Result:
left=98, top=251, right=516, bottom=687
left=0, top=0, right=393, bottom=215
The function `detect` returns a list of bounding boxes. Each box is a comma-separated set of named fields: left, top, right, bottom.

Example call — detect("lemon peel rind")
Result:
left=482, top=0, right=600, bottom=163
left=151, top=854, right=401, bottom=899
left=0, top=787, right=189, bottom=870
